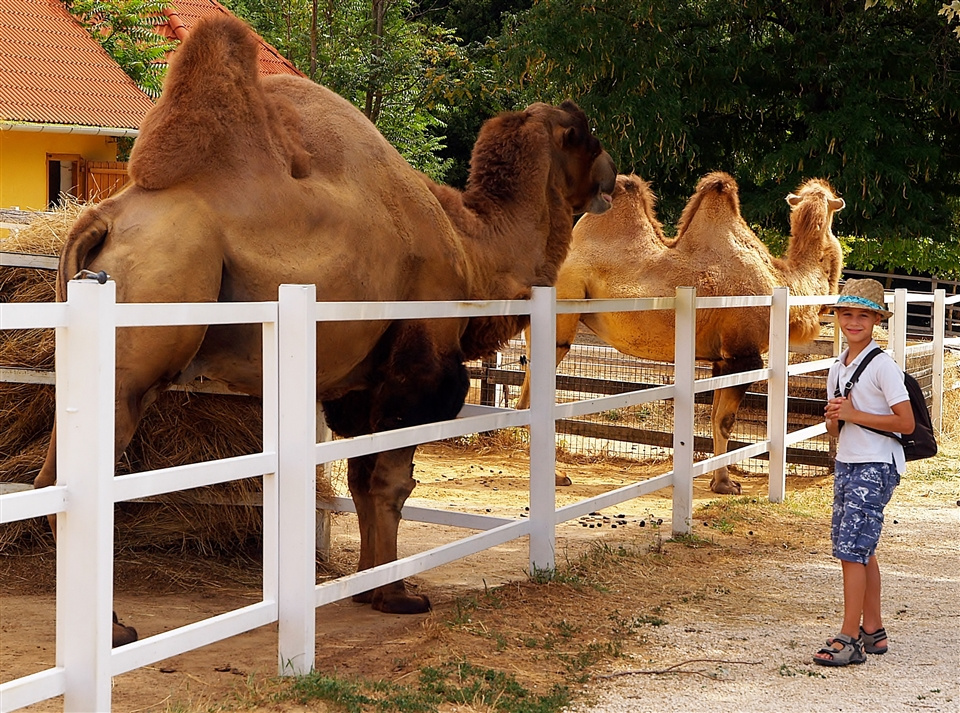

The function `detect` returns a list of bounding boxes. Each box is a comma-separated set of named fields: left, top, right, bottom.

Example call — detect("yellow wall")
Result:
left=0, top=130, right=119, bottom=211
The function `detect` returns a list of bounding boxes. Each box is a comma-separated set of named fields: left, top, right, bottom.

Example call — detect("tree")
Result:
left=66, top=0, right=176, bottom=98
left=221, top=0, right=481, bottom=181
left=497, top=0, right=960, bottom=277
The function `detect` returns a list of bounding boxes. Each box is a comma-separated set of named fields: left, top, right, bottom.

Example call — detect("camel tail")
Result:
left=676, top=171, right=741, bottom=236
left=56, top=208, right=109, bottom=301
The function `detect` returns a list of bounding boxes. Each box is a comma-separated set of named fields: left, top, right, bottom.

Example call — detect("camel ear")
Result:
left=828, top=197, right=845, bottom=212
left=786, top=193, right=802, bottom=207
left=562, top=125, right=580, bottom=148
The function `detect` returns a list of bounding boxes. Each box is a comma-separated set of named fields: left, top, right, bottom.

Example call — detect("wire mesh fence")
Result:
left=462, top=328, right=836, bottom=478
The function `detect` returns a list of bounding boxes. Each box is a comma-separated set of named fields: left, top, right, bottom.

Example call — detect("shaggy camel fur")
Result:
left=518, top=172, right=844, bottom=494
left=34, top=15, right=616, bottom=646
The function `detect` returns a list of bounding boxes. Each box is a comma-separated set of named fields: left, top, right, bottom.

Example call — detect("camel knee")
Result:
left=34, top=468, right=56, bottom=490
left=718, top=411, right=737, bottom=440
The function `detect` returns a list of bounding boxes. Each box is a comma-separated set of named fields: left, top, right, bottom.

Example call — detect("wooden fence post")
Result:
left=528, top=286, right=557, bottom=572
left=672, top=287, right=696, bottom=535
left=932, top=289, right=946, bottom=432
left=892, top=289, right=907, bottom=369
left=58, top=278, right=116, bottom=712
left=276, top=284, right=317, bottom=676
left=767, top=287, right=790, bottom=503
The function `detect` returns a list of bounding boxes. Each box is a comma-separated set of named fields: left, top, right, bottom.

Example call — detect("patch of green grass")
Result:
left=282, top=662, right=571, bottom=713
left=527, top=541, right=647, bottom=591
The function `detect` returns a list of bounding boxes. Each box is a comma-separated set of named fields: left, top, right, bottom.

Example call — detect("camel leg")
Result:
left=708, top=354, right=763, bottom=495
left=327, top=400, right=429, bottom=611
left=34, top=325, right=208, bottom=647
left=345, top=453, right=378, bottom=604
left=33, top=381, right=154, bottom=647
left=347, top=447, right=429, bottom=613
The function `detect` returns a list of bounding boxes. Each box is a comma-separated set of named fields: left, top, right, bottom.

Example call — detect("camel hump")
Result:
left=613, top=173, right=664, bottom=235
left=129, top=15, right=307, bottom=190
left=617, top=173, right=654, bottom=200
left=696, top=171, right=739, bottom=197
left=675, top=171, right=742, bottom=237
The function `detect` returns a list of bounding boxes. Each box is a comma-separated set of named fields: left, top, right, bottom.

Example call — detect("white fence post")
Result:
left=57, top=278, right=116, bottom=713
left=276, top=284, right=317, bottom=675
left=892, top=288, right=907, bottom=369
left=767, top=288, right=790, bottom=503
left=672, top=287, right=696, bottom=535
left=528, top=286, right=557, bottom=572
left=932, top=289, right=946, bottom=432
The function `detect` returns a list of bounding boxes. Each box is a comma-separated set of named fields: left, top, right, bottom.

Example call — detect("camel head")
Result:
left=785, top=178, right=845, bottom=297
left=467, top=101, right=616, bottom=218
left=542, top=100, right=617, bottom=215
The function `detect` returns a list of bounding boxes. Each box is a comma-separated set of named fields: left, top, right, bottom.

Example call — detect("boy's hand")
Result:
left=824, top=396, right=844, bottom=437
left=832, top=397, right=859, bottom=422
left=824, top=396, right=845, bottom=421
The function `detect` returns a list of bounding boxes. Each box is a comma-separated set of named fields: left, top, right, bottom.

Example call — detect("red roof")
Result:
left=0, top=0, right=303, bottom=135
left=157, top=0, right=304, bottom=78
left=0, top=0, right=156, bottom=131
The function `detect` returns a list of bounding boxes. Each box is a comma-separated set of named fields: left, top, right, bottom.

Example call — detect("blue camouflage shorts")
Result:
left=832, top=461, right=900, bottom=565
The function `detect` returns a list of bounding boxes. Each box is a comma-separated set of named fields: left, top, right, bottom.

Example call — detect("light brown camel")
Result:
left=33, top=15, right=616, bottom=646
left=517, top=172, right=844, bottom=494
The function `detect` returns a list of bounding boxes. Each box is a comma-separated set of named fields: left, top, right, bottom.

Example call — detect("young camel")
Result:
left=518, top=172, right=844, bottom=494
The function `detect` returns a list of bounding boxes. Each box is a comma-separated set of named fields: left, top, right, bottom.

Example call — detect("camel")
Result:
left=33, top=15, right=616, bottom=647
left=517, top=172, right=844, bottom=494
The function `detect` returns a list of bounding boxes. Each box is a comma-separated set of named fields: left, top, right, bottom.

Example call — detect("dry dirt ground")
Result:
left=1, top=439, right=958, bottom=713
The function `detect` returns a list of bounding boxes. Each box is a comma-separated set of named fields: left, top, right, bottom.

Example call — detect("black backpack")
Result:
left=835, top=347, right=938, bottom=462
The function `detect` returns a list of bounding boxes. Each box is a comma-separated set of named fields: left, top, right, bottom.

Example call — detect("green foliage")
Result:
left=498, top=0, right=960, bottom=277
left=220, top=0, right=489, bottom=180
left=66, top=0, right=176, bottom=97
left=285, top=662, right=570, bottom=713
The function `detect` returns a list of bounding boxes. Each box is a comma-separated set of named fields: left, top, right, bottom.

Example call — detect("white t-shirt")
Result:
left=826, top=340, right=910, bottom=474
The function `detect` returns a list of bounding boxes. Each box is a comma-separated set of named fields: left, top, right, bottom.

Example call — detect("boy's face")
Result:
left=836, top=307, right=882, bottom=346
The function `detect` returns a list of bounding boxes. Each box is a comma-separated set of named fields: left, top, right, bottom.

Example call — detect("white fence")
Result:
left=0, top=282, right=955, bottom=712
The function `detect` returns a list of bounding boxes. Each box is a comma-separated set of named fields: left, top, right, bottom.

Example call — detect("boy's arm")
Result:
left=834, top=397, right=915, bottom=434
left=824, top=397, right=843, bottom=437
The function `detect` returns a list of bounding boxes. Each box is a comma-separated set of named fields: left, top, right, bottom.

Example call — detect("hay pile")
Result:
left=1, top=204, right=335, bottom=554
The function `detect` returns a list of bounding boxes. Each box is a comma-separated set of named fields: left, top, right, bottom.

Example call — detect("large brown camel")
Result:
left=517, top=172, right=844, bottom=494
left=33, top=15, right=616, bottom=646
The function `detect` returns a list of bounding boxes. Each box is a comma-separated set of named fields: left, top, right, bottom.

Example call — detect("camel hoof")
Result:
left=112, top=613, right=138, bottom=647
left=555, top=474, right=572, bottom=487
left=351, top=591, right=374, bottom=604
left=372, top=592, right=432, bottom=614
left=710, top=479, right=742, bottom=495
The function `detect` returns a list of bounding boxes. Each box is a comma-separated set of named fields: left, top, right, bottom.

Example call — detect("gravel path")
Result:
left=566, top=494, right=960, bottom=713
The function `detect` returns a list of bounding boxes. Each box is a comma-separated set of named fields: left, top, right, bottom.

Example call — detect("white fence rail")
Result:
left=0, top=283, right=953, bottom=712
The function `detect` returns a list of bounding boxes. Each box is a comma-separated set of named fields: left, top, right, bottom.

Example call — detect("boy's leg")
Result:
left=840, top=560, right=867, bottom=639
left=815, top=560, right=867, bottom=662
left=862, top=555, right=888, bottom=648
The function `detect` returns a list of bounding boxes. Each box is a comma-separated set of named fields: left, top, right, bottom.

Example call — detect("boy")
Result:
left=814, top=278, right=915, bottom=667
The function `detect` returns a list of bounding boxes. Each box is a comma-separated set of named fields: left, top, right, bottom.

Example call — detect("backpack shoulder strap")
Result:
left=836, top=346, right=885, bottom=398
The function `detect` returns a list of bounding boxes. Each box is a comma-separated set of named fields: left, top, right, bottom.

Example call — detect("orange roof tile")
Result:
left=156, top=0, right=304, bottom=78
left=0, top=0, right=156, bottom=132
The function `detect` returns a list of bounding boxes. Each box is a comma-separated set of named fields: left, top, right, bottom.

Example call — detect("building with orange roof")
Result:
left=0, top=0, right=302, bottom=221
left=1, top=0, right=157, bottom=214
left=155, top=0, right=303, bottom=78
